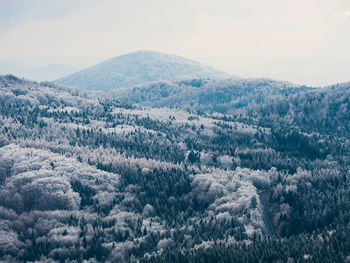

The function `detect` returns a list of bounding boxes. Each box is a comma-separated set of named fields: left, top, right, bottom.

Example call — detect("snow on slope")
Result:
left=56, top=51, right=232, bottom=90
left=112, top=106, right=261, bottom=135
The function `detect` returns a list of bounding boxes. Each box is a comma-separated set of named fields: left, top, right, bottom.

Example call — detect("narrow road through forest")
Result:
left=259, top=190, right=276, bottom=237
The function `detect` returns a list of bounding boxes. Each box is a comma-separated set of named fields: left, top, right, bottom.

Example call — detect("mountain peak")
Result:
left=56, top=51, right=232, bottom=90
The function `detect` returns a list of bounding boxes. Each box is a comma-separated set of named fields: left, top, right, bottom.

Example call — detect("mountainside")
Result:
left=95, top=78, right=311, bottom=113
left=2, top=75, right=350, bottom=262
left=57, top=51, right=231, bottom=90
left=0, top=75, right=273, bottom=261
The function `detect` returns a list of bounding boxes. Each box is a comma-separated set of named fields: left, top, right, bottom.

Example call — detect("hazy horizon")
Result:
left=1, top=0, right=349, bottom=86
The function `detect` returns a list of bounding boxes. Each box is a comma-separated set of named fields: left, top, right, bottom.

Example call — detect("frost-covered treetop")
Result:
left=0, top=74, right=95, bottom=107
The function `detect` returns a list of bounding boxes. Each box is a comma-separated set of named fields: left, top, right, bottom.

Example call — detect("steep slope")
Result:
left=57, top=51, right=231, bottom=90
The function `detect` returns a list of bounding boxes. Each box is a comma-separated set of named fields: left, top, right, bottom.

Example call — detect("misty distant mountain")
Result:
left=0, top=59, right=77, bottom=81
left=56, top=51, right=232, bottom=90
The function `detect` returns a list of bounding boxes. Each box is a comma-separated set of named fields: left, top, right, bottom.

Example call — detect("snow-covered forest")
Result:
left=1, top=74, right=350, bottom=262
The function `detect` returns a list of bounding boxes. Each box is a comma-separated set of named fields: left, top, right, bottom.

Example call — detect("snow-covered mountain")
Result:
left=56, top=51, right=232, bottom=90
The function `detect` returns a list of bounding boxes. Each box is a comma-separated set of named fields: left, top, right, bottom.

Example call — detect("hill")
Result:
left=95, top=78, right=311, bottom=113
left=56, top=51, right=231, bottom=90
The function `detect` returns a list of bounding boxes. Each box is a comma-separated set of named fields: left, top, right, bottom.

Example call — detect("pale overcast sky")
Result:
left=0, top=0, right=349, bottom=86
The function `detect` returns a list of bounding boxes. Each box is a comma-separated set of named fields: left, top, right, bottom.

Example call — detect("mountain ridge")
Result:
left=92, top=77, right=311, bottom=113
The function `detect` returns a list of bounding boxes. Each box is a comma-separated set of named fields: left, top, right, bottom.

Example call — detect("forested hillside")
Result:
left=1, top=75, right=350, bottom=262
left=96, top=78, right=312, bottom=113
left=255, top=82, right=350, bottom=136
